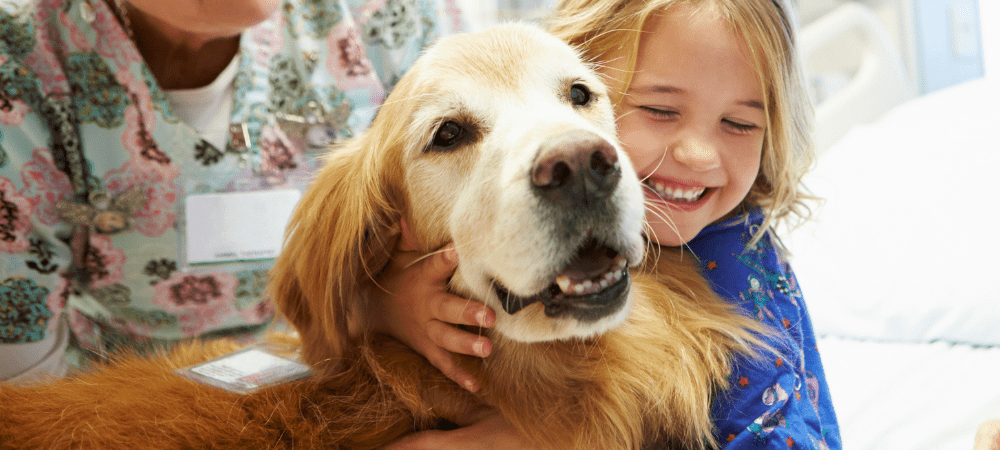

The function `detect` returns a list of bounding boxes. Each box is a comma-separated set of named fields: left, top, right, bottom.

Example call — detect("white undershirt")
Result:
left=163, top=54, right=240, bottom=151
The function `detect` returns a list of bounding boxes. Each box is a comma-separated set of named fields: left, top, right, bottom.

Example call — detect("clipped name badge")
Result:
left=176, top=347, right=312, bottom=394
left=184, top=189, right=301, bottom=264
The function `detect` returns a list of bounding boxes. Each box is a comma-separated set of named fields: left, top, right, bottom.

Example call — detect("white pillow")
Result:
left=783, top=76, right=1000, bottom=346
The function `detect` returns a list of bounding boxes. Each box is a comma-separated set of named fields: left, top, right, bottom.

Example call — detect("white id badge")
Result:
left=175, top=347, right=312, bottom=394
left=184, top=189, right=301, bottom=265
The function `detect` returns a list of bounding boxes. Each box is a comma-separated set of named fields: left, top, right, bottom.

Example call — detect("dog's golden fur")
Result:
left=0, top=24, right=766, bottom=450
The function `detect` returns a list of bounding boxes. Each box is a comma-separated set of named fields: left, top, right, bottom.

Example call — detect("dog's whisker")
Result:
left=374, top=92, right=438, bottom=110
left=400, top=232, right=494, bottom=270
left=404, top=247, right=448, bottom=268
left=614, top=106, right=639, bottom=119
left=641, top=221, right=663, bottom=268
left=641, top=204, right=682, bottom=266
left=641, top=203, right=702, bottom=265
left=638, top=146, right=670, bottom=184
left=642, top=199, right=684, bottom=241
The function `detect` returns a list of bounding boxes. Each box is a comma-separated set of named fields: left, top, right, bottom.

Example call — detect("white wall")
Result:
left=798, top=0, right=991, bottom=92
left=456, top=0, right=996, bottom=85
left=980, top=0, right=998, bottom=79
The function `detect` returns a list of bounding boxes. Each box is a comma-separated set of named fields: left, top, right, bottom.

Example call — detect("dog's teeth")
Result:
left=552, top=257, right=629, bottom=297
left=556, top=275, right=571, bottom=293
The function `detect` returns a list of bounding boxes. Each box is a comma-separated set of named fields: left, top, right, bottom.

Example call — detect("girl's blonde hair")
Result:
left=548, top=0, right=815, bottom=242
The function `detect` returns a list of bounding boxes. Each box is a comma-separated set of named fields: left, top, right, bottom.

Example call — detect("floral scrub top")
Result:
left=687, top=209, right=842, bottom=449
left=0, top=0, right=455, bottom=364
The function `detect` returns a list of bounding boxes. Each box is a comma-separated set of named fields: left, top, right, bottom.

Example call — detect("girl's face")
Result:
left=606, top=5, right=766, bottom=247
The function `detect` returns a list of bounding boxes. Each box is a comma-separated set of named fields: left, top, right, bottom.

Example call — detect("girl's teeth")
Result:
left=649, top=182, right=706, bottom=203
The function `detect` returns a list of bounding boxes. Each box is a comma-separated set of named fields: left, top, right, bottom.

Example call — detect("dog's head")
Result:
left=271, top=24, right=646, bottom=361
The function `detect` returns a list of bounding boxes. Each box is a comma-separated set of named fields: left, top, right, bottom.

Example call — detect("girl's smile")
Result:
left=641, top=175, right=717, bottom=211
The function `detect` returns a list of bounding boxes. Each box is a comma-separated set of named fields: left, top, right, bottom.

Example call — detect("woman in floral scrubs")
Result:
left=0, top=0, right=459, bottom=381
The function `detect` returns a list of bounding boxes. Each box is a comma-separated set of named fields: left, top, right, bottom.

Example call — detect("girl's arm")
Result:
left=379, top=413, right=536, bottom=450
left=367, top=241, right=496, bottom=392
left=975, top=420, right=1000, bottom=450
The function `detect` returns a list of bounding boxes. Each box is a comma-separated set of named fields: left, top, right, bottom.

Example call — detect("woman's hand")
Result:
left=379, top=413, right=536, bottom=450
left=369, top=238, right=496, bottom=392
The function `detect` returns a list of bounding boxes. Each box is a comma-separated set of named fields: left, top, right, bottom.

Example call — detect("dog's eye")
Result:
left=569, top=83, right=591, bottom=106
left=429, top=120, right=466, bottom=151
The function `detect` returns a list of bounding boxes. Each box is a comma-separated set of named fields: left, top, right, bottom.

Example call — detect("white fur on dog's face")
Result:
left=399, top=24, right=645, bottom=342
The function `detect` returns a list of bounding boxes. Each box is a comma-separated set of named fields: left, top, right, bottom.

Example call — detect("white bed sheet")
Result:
left=818, top=336, right=1000, bottom=450
left=785, top=74, right=1000, bottom=449
left=783, top=76, right=1000, bottom=346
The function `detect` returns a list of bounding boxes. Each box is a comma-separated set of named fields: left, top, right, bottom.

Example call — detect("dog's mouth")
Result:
left=492, top=239, right=631, bottom=322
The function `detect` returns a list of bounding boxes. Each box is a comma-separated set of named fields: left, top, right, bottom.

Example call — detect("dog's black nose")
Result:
left=532, top=131, right=621, bottom=207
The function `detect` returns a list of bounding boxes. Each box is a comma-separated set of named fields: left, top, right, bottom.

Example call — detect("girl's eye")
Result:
left=639, top=106, right=679, bottom=120
left=569, top=83, right=591, bottom=106
left=723, top=119, right=760, bottom=135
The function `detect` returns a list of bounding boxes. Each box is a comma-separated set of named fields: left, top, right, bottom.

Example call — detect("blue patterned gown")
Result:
left=687, top=209, right=842, bottom=449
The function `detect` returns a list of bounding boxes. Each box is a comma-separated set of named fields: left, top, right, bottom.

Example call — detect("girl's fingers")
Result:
left=427, top=319, right=492, bottom=359
left=433, top=294, right=495, bottom=328
left=421, top=242, right=496, bottom=331
left=385, top=240, right=496, bottom=392
left=421, top=337, right=482, bottom=392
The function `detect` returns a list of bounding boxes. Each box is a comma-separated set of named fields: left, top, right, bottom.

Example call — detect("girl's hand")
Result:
left=379, top=413, right=536, bottom=450
left=369, top=239, right=496, bottom=392
left=975, top=420, right=1000, bottom=450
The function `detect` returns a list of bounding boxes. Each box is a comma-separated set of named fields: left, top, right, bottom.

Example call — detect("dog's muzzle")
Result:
left=493, top=239, right=631, bottom=322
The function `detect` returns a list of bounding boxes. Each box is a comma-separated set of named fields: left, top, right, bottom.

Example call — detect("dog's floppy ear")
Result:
left=269, top=113, right=410, bottom=368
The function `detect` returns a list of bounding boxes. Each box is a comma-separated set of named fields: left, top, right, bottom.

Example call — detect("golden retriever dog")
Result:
left=0, top=23, right=764, bottom=450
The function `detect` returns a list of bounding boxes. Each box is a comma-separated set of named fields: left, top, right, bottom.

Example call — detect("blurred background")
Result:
left=451, top=0, right=995, bottom=151
left=797, top=0, right=993, bottom=95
